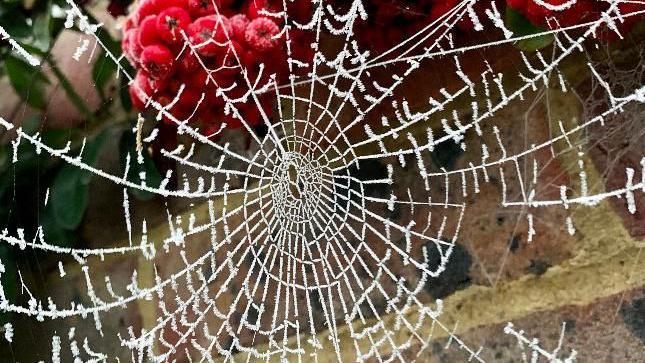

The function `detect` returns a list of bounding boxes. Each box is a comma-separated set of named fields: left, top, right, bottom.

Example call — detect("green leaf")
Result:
left=506, top=8, right=554, bottom=52
left=0, top=2, right=51, bottom=55
left=40, top=207, right=76, bottom=247
left=0, top=9, right=30, bottom=39
left=0, top=4, right=13, bottom=18
left=12, top=145, right=38, bottom=175
left=79, top=129, right=109, bottom=183
left=41, top=129, right=71, bottom=149
left=50, top=163, right=89, bottom=229
left=4, top=55, right=48, bottom=109
left=120, top=75, right=132, bottom=112
left=31, top=7, right=52, bottom=52
left=49, top=129, right=108, bottom=229
left=119, top=130, right=162, bottom=201
left=92, top=50, right=118, bottom=98
left=21, top=115, right=41, bottom=134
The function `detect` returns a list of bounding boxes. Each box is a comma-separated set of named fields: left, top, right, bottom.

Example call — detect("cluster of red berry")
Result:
left=121, top=0, right=313, bottom=135
left=346, top=0, right=483, bottom=54
left=507, top=0, right=642, bottom=31
left=121, top=0, right=641, bottom=135
left=347, top=0, right=641, bottom=53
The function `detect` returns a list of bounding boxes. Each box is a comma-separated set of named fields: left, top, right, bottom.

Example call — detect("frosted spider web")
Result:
left=0, top=0, right=643, bottom=361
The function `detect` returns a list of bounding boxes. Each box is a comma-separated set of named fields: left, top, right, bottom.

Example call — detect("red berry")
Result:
left=222, top=112, right=242, bottom=129
left=148, top=76, right=168, bottom=93
left=122, top=0, right=289, bottom=132
left=525, top=0, right=552, bottom=26
left=121, top=30, right=132, bottom=58
left=202, top=123, right=223, bottom=137
left=240, top=47, right=259, bottom=68
left=189, top=69, right=210, bottom=88
left=177, top=50, right=200, bottom=74
left=188, top=0, right=221, bottom=18
left=156, top=0, right=189, bottom=10
left=129, top=71, right=154, bottom=110
left=246, top=0, right=284, bottom=26
left=373, top=2, right=396, bottom=24
left=554, top=0, right=595, bottom=27
left=172, top=107, right=193, bottom=123
left=129, top=85, right=146, bottom=110
left=123, top=18, right=134, bottom=33
left=143, top=70, right=168, bottom=93
left=507, top=0, right=527, bottom=11
left=244, top=17, right=280, bottom=52
left=122, top=28, right=143, bottom=66
left=168, top=80, right=202, bottom=109
left=157, top=7, right=192, bottom=44
left=204, top=89, right=225, bottom=108
left=220, top=0, right=235, bottom=9
left=188, top=15, right=232, bottom=56
left=140, top=44, right=175, bottom=79
left=286, top=0, right=312, bottom=23
left=213, top=15, right=233, bottom=41
left=133, top=0, right=158, bottom=25
left=239, top=98, right=270, bottom=127
left=138, top=15, right=161, bottom=47
left=230, top=14, right=250, bottom=41
left=616, top=1, right=642, bottom=30
left=247, top=0, right=270, bottom=20
left=222, top=73, right=249, bottom=99
left=290, top=29, right=314, bottom=66
left=457, top=1, right=487, bottom=31
left=137, top=70, right=168, bottom=94
left=197, top=103, right=219, bottom=123
left=155, top=94, right=185, bottom=124
left=430, top=0, right=459, bottom=21
left=220, top=41, right=244, bottom=68
left=179, top=88, right=202, bottom=109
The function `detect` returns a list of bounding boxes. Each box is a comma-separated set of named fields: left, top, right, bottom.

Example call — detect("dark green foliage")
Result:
left=506, top=7, right=554, bottom=52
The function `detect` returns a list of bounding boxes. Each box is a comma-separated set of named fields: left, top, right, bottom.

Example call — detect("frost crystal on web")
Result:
left=0, top=0, right=643, bottom=361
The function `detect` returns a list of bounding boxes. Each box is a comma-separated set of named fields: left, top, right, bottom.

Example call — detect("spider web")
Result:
left=0, top=0, right=643, bottom=361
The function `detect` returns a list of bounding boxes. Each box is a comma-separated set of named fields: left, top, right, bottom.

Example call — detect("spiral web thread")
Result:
left=0, top=0, right=643, bottom=361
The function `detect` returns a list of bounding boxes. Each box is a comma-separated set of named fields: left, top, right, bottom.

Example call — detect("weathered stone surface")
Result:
left=587, top=100, right=645, bottom=240
left=402, top=287, right=645, bottom=362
